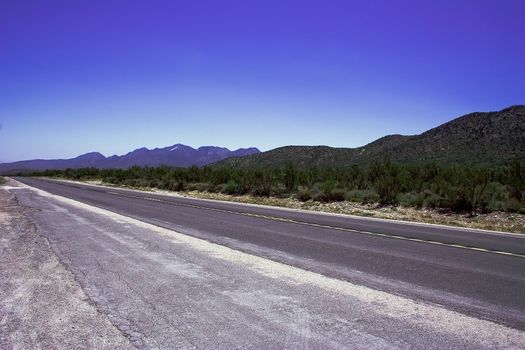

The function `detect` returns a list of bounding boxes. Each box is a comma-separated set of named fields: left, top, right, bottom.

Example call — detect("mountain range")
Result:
left=220, top=105, right=525, bottom=168
left=2, top=105, right=523, bottom=174
left=0, top=145, right=260, bottom=174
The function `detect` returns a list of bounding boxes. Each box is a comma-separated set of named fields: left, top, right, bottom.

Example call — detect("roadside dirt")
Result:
left=0, top=179, right=133, bottom=349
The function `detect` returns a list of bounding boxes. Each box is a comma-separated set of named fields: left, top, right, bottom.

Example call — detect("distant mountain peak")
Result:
left=235, top=147, right=261, bottom=152
left=0, top=143, right=261, bottom=174
left=75, top=152, right=105, bottom=159
left=198, top=145, right=228, bottom=151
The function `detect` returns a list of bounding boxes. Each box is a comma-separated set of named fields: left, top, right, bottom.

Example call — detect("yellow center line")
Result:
left=107, top=190, right=525, bottom=259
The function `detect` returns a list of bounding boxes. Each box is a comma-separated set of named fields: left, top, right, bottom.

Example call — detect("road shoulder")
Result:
left=0, top=179, right=133, bottom=349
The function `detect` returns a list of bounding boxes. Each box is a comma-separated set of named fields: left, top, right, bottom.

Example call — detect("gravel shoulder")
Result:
left=0, top=178, right=133, bottom=349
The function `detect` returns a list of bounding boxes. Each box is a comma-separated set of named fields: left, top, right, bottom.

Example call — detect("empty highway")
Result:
left=12, top=176, right=525, bottom=332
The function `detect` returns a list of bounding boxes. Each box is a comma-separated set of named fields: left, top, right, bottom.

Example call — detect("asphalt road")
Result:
left=14, top=177, right=525, bottom=330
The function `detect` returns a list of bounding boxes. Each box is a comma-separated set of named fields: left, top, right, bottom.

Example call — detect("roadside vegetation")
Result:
left=0, top=176, right=6, bottom=185
left=27, top=159, right=525, bottom=215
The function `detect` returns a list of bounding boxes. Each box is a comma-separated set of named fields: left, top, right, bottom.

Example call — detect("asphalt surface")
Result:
left=13, top=177, right=525, bottom=331
left=4, top=178, right=525, bottom=349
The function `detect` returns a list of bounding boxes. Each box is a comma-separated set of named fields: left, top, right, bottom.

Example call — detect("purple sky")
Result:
left=1, top=0, right=524, bottom=162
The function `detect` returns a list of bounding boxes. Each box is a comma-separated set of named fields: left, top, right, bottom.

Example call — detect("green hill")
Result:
left=221, top=105, right=525, bottom=168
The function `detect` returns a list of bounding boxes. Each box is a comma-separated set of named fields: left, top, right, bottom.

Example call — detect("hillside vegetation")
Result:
left=221, top=105, right=525, bottom=168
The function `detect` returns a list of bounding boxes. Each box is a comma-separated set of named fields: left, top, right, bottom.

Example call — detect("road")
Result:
left=5, top=177, right=525, bottom=348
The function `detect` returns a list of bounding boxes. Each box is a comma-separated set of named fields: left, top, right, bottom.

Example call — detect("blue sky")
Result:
left=1, top=0, right=524, bottom=162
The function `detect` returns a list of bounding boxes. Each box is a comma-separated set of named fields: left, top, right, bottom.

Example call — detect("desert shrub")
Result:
left=330, top=188, right=346, bottom=202
left=476, top=181, right=525, bottom=213
left=296, top=187, right=312, bottom=201
left=369, top=159, right=403, bottom=205
left=283, top=162, right=298, bottom=192
left=148, top=179, right=164, bottom=189
left=102, top=176, right=118, bottom=184
left=486, top=198, right=524, bottom=213
left=508, top=199, right=525, bottom=213
left=421, top=190, right=443, bottom=208
left=187, top=182, right=212, bottom=192
left=122, top=178, right=152, bottom=188
left=220, top=180, right=242, bottom=195
left=310, top=180, right=346, bottom=202
left=508, top=159, right=525, bottom=202
left=186, top=183, right=198, bottom=191
left=482, top=182, right=509, bottom=212
left=486, top=199, right=506, bottom=212
left=206, top=184, right=220, bottom=193
left=319, top=179, right=337, bottom=194
left=494, top=198, right=524, bottom=213
left=270, top=183, right=288, bottom=198
left=397, top=191, right=424, bottom=208
left=444, top=192, right=472, bottom=212
left=345, top=189, right=380, bottom=204
left=216, top=183, right=227, bottom=193
left=0, top=176, right=5, bottom=185
left=311, top=190, right=327, bottom=202
left=252, top=186, right=271, bottom=197
left=161, top=179, right=184, bottom=191
left=251, top=181, right=272, bottom=197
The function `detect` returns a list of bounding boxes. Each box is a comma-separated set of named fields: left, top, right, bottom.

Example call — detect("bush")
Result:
left=283, top=162, right=298, bottom=192
left=486, top=199, right=507, bottom=212
left=122, top=178, right=152, bottom=188
left=296, top=187, right=312, bottom=201
left=187, top=182, right=213, bottom=192
left=0, top=176, right=5, bottom=185
left=162, top=179, right=184, bottom=191
left=330, top=188, right=346, bottom=201
left=370, top=160, right=402, bottom=205
left=345, top=189, right=380, bottom=204
left=251, top=182, right=272, bottom=197
left=102, top=176, right=118, bottom=184
left=421, top=190, right=443, bottom=208
left=270, top=183, right=288, bottom=198
left=220, top=180, right=242, bottom=195
left=309, top=180, right=346, bottom=202
left=397, top=191, right=424, bottom=208
left=507, top=199, right=525, bottom=213
left=148, top=179, right=164, bottom=189
left=311, top=190, right=327, bottom=202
